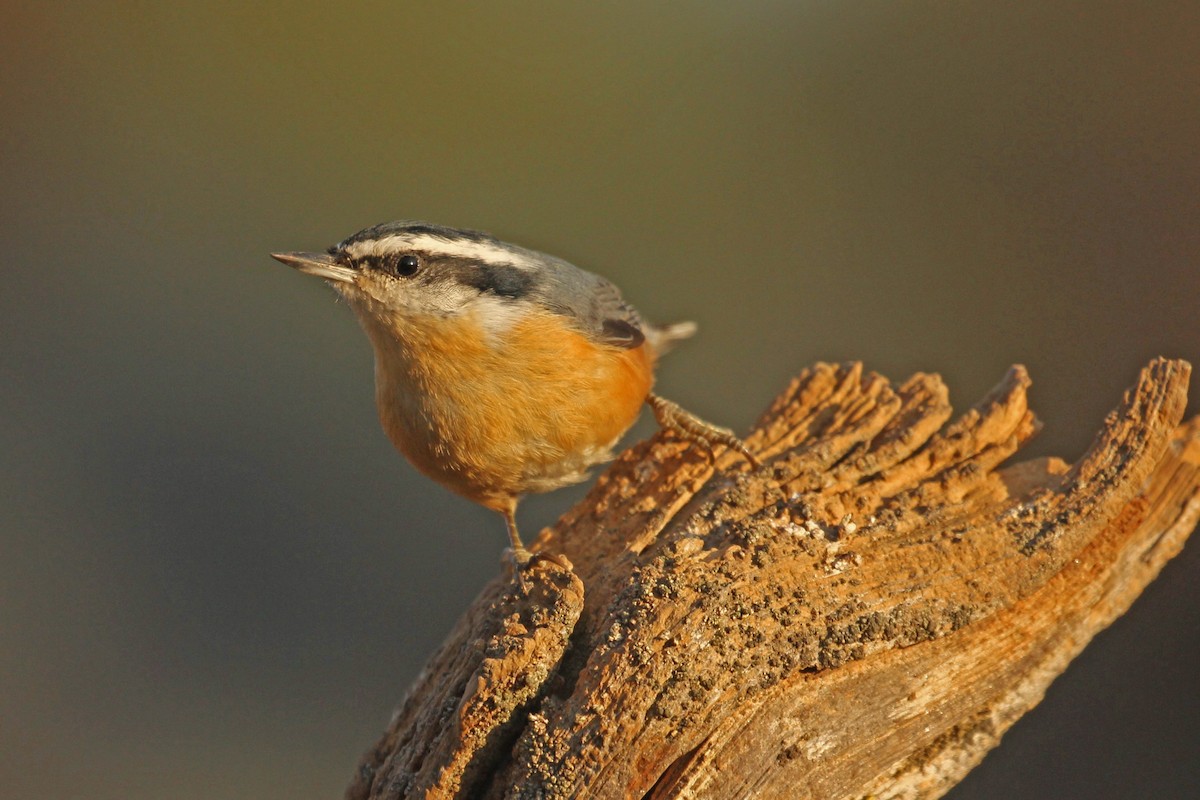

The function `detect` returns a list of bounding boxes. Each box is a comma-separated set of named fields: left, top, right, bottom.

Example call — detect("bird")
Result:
left=272, top=221, right=757, bottom=569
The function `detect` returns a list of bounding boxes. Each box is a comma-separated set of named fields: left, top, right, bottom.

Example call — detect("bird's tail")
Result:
left=646, top=320, right=698, bottom=355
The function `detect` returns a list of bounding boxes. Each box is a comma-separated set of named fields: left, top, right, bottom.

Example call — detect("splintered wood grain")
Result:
left=346, top=560, right=583, bottom=800
left=347, top=359, right=1197, bottom=800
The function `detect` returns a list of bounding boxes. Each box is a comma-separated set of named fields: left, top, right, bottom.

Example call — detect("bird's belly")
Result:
left=371, top=312, right=655, bottom=511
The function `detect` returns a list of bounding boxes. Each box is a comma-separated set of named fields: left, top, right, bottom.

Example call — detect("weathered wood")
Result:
left=347, top=358, right=1198, bottom=800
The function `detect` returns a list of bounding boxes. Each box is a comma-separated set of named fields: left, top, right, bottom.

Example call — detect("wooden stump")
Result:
left=346, top=358, right=1199, bottom=800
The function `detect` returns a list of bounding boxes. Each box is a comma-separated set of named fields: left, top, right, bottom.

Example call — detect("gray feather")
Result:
left=523, top=253, right=652, bottom=349
left=333, top=220, right=690, bottom=352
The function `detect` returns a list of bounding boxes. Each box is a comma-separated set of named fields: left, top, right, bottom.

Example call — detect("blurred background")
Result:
left=2, top=2, right=1197, bottom=798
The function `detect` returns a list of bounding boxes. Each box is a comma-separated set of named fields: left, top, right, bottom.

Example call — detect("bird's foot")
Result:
left=647, top=393, right=761, bottom=469
left=505, top=547, right=573, bottom=593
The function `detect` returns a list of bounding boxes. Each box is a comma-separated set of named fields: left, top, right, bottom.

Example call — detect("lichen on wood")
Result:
left=347, top=358, right=1198, bottom=800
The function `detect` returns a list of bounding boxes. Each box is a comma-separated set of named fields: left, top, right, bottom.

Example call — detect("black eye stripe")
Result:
left=345, top=251, right=532, bottom=297
left=350, top=253, right=421, bottom=277
left=465, top=264, right=535, bottom=299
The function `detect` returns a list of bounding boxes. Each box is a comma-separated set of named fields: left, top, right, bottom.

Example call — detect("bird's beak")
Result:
left=270, top=251, right=357, bottom=284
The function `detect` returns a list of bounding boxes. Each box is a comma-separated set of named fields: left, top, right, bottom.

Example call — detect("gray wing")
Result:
left=532, top=255, right=649, bottom=349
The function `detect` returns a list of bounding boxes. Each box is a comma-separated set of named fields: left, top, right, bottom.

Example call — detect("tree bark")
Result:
left=346, top=358, right=1199, bottom=800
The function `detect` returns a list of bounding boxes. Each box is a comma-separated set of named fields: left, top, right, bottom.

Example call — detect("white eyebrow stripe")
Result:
left=343, top=233, right=537, bottom=269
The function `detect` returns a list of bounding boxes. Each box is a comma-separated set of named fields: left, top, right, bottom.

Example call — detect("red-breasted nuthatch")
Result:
left=272, top=221, right=757, bottom=567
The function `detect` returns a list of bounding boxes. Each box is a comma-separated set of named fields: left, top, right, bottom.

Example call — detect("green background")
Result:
left=3, top=3, right=1197, bottom=798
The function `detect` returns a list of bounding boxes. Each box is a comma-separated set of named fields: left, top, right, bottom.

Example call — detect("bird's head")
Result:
left=272, top=221, right=550, bottom=335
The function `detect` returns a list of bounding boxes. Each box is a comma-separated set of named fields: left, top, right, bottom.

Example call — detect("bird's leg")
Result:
left=499, top=505, right=570, bottom=586
left=647, top=393, right=761, bottom=469
left=499, top=506, right=537, bottom=593
left=501, top=505, right=533, bottom=564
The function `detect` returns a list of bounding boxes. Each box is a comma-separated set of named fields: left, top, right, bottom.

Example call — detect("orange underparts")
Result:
left=368, top=307, right=656, bottom=510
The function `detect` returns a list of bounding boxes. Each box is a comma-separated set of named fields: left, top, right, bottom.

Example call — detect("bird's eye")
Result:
left=393, top=254, right=420, bottom=277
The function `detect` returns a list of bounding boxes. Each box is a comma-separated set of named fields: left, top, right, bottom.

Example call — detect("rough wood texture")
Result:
left=347, top=358, right=1198, bottom=800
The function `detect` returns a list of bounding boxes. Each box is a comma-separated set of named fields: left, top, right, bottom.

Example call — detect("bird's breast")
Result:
left=363, top=308, right=655, bottom=509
